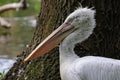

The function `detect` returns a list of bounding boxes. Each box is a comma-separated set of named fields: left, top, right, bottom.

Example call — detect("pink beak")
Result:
left=23, top=23, right=75, bottom=62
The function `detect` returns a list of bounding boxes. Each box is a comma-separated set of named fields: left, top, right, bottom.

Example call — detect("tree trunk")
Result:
left=3, top=0, right=120, bottom=80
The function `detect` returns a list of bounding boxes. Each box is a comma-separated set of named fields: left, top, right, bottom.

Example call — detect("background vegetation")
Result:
left=0, top=0, right=40, bottom=75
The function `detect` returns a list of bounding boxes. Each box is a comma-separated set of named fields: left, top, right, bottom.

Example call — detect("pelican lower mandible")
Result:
left=24, top=7, right=120, bottom=80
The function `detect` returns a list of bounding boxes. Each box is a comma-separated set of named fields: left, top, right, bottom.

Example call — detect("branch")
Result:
left=0, top=17, right=11, bottom=28
left=0, top=0, right=27, bottom=14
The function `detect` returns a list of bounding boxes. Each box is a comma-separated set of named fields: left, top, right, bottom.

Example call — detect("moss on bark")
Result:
left=3, top=0, right=120, bottom=80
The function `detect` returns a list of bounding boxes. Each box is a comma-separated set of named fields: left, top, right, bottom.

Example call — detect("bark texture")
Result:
left=3, top=0, right=120, bottom=80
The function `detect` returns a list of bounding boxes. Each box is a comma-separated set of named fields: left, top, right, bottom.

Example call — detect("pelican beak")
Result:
left=23, top=23, right=75, bottom=62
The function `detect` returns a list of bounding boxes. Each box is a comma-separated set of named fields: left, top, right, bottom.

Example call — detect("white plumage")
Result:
left=60, top=56, right=120, bottom=80
left=24, top=8, right=120, bottom=80
left=59, top=7, right=120, bottom=80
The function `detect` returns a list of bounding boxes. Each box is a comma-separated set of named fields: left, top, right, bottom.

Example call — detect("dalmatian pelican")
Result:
left=24, top=8, right=120, bottom=80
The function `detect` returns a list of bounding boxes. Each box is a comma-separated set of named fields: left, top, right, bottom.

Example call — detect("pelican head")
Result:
left=24, top=7, right=95, bottom=62
left=65, top=8, right=95, bottom=29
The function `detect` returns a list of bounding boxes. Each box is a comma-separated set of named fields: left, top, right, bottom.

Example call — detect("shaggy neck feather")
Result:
left=59, top=23, right=94, bottom=64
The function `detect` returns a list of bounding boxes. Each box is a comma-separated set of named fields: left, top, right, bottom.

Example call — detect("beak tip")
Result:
left=23, top=53, right=33, bottom=63
left=23, top=58, right=29, bottom=63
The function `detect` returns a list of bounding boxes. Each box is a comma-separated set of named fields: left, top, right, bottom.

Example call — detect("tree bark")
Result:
left=3, top=0, right=120, bottom=80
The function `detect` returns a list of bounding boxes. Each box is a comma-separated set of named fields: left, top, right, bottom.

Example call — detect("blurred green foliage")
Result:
left=0, top=0, right=16, bottom=6
left=0, top=0, right=40, bottom=17
left=0, top=0, right=40, bottom=58
left=0, top=72, right=4, bottom=80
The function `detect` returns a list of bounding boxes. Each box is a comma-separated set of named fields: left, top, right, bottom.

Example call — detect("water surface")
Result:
left=0, top=0, right=40, bottom=73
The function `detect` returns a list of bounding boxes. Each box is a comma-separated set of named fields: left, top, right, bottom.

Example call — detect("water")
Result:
left=0, top=58, right=15, bottom=73
left=0, top=0, right=40, bottom=74
left=0, top=16, right=36, bottom=73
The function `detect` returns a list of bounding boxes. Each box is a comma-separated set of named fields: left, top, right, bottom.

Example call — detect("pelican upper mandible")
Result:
left=24, top=8, right=120, bottom=80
